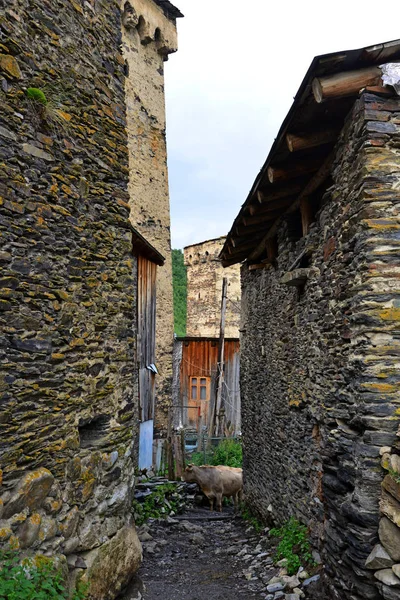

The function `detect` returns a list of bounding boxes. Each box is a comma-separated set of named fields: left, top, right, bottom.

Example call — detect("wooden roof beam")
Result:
left=249, top=152, right=334, bottom=262
left=286, top=129, right=338, bottom=152
left=267, top=157, right=322, bottom=184
left=312, top=66, right=381, bottom=103
left=249, top=195, right=297, bottom=216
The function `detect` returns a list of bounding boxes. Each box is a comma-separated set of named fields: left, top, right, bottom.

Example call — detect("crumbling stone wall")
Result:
left=121, top=0, right=178, bottom=436
left=0, top=0, right=141, bottom=595
left=184, top=237, right=241, bottom=338
left=241, top=92, right=400, bottom=600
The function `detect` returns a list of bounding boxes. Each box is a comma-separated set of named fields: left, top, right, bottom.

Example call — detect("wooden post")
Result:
left=210, top=277, right=228, bottom=439
left=181, top=428, right=186, bottom=471
left=166, top=407, right=175, bottom=481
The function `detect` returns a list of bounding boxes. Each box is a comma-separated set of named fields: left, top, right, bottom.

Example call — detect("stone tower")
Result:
left=121, top=0, right=182, bottom=436
left=184, top=237, right=241, bottom=338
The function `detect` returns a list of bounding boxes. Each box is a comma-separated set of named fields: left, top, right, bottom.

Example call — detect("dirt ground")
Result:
left=124, top=505, right=274, bottom=600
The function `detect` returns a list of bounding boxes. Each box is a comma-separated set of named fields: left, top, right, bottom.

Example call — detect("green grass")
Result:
left=270, top=517, right=314, bottom=575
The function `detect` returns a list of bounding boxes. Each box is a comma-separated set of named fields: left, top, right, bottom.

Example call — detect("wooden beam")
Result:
left=286, top=129, right=338, bottom=152
left=249, top=153, right=334, bottom=262
left=231, top=234, right=264, bottom=249
left=235, top=222, right=268, bottom=237
left=249, top=196, right=296, bottom=216
left=228, top=239, right=259, bottom=254
left=300, top=197, right=313, bottom=236
left=312, top=66, right=381, bottom=104
left=242, top=209, right=282, bottom=227
left=255, top=183, right=304, bottom=205
left=267, top=158, right=322, bottom=184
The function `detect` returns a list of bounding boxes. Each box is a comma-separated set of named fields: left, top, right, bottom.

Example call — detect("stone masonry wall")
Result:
left=184, top=237, right=241, bottom=338
left=0, top=0, right=141, bottom=596
left=240, top=92, right=400, bottom=600
left=121, top=0, right=177, bottom=436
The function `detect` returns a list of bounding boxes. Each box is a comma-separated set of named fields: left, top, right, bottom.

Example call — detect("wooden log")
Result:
left=312, top=66, right=381, bottom=103
left=248, top=263, right=271, bottom=271
left=235, top=222, right=269, bottom=237
left=249, top=153, right=334, bottom=262
left=266, top=238, right=278, bottom=261
left=267, top=158, right=321, bottom=184
left=286, top=129, right=338, bottom=152
left=249, top=195, right=296, bottom=216
left=242, top=209, right=282, bottom=227
left=256, top=184, right=303, bottom=203
left=230, top=236, right=264, bottom=251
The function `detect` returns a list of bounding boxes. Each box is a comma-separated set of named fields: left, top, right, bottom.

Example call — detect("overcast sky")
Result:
left=165, top=0, right=400, bottom=250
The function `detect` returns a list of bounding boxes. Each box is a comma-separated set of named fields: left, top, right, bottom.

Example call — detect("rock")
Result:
left=302, top=574, right=320, bottom=587
left=276, top=558, right=288, bottom=567
left=3, top=469, right=54, bottom=518
left=0, top=55, right=21, bottom=79
left=298, top=570, right=309, bottom=580
left=293, top=588, right=305, bottom=598
left=59, top=506, right=80, bottom=539
left=380, top=516, right=400, bottom=561
left=138, top=532, right=153, bottom=542
left=107, top=483, right=129, bottom=509
left=38, top=516, right=58, bottom=542
left=17, top=513, right=42, bottom=548
left=285, top=594, right=301, bottom=600
left=22, top=144, right=54, bottom=162
left=391, top=455, right=400, bottom=474
left=374, top=569, right=400, bottom=586
left=365, top=544, right=393, bottom=569
left=82, top=525, right=142, bottom=600
left=282, top=575, right=300, bottom=589
left=178, top=520, right=202, bottom=533
left=381, top=447, right=392, bottom=456
left=63, top=536, right=80, bottom=555
left=380, top=490, right=400, bottom=527
left=190, top=533, right=205, bottom=545
left=267, top=582, right=285, bottom=593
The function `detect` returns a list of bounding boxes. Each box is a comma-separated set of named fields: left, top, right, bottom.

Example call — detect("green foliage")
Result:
left=189, top=438, right=243, bottom=468
left=26, top=88, right=48, bottom=105
left=172, top=249, right=187, bottom=337
left=270, top=517, right=314, bottom=575
left=0, top=550, right=87, bottom=600
left=212, top=438, right=242, bottom=468
left=132, top=483, right=181, bottom=526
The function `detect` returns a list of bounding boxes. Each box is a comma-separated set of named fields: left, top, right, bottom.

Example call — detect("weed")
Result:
left=270, top=517, right=314, bottom=575
left=388, top=467, right=400, bottom=485
left=0, top=549, right=87, bottom=599
left=132, top=483, right=181, bottom=526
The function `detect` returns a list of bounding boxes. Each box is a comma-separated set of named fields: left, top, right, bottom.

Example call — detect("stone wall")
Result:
left=0, top=0, right=141, bottom=596
left=240, top=92, right=400, bottom=600
left=184, top=237, right=241, bottom=338
left=121, top=0, right=178, bottom=436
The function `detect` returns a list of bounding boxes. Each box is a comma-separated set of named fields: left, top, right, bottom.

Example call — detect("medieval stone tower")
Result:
left=184, top=237, right=241, bottom=338
left=121, top=0, right=182, bottom=436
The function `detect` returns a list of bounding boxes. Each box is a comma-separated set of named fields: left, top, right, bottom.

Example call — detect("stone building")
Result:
left=220, top=42, right=400, bottom=600
left=184, top=237, right=241, bottom=338
left=172, top=238, right=241, bottom=434
left=122, top=0, right=183, bottom=438
left=0, top=0, right=179, bottom=597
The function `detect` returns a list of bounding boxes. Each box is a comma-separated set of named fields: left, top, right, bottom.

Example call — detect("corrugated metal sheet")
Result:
left=138, top=256, right=157, bottom=422
left=177, top=339, right=241, bottom=433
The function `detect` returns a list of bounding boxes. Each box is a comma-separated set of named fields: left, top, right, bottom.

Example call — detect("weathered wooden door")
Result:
left=137, top=256, right=157, bottom=469
left=188, top=375, right=211, bottom=428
